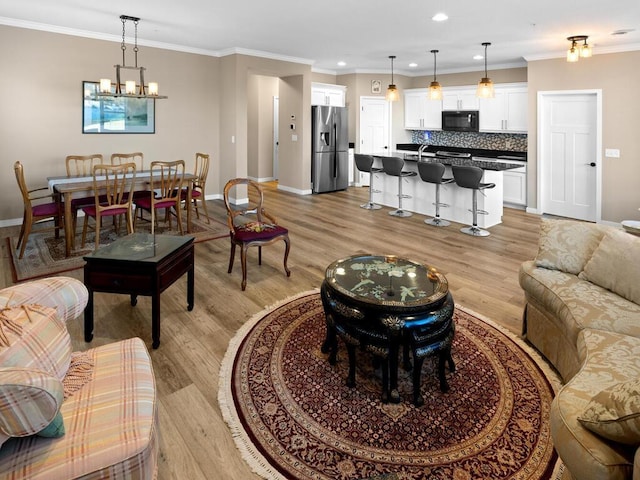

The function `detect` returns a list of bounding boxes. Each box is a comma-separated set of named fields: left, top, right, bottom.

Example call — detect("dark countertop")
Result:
left=399, top=154, right=524, bottom=171
left=396, top=143, right=527, bottom=162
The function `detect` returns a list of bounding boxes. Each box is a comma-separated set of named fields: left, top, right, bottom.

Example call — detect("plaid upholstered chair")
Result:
left=0, top=277, right=158, bottom=479
left=223, top=178, right=291, bottom=290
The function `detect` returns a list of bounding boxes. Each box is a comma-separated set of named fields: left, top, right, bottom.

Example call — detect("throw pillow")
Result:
left=36, top=411, right=65, bottom=438
left=534, top=219, right=605, bottom=275
left=579, top=379, right=640, bottom=445
left=579, top=229, right=640, bottom=305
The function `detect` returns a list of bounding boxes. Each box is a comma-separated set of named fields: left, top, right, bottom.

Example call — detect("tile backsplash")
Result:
left=411, top=130, right=527, bottom=152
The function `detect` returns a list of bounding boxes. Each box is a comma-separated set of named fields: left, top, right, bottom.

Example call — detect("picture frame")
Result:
left=82, top=81, right=155, bottom=134
left=371, top=80, right=382, bottom=94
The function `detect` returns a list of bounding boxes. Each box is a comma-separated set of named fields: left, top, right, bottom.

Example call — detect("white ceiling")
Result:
left=1, top=0, right=639, bottom=75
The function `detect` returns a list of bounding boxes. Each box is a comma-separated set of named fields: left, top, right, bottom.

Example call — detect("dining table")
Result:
left=47, top=170, right=197, bottom=257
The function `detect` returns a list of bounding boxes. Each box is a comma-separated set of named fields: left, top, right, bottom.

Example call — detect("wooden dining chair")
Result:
left=110, top=152, right=144, bottom=170
left=182, top=152, right=211, bottom=224
left=134, top=160, right=185, bottom=235
left=65, top=154, right=103, bottom=235
left=13, top=161, right=63, bottom=259
left=81, top=163, right=137, bottom=250
left=223, top=178, right=291, bottom=291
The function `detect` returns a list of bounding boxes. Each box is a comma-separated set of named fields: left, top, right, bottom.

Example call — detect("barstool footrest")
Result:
left=467, top=208, right=489, bottom=215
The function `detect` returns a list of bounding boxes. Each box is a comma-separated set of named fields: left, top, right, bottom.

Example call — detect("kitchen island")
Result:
left=370, top=151, right=524, bottom=229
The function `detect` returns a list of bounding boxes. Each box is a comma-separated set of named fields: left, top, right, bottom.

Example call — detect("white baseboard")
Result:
left=277, top=184, right=312, bottom=195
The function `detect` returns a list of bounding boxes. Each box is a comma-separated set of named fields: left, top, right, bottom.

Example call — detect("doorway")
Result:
left=537, top=90, right=602, bottom=222
left=273, top=96, right=279, bottom=180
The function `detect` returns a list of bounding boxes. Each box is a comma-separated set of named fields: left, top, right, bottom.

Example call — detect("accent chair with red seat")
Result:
left=223, top=178, right=291, bottom=291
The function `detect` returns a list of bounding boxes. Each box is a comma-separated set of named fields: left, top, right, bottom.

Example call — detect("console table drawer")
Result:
left=86, top=272, right=152, bottom=292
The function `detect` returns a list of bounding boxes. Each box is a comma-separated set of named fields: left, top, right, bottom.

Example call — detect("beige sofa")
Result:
left=0, top=277, right=158, bottom=479
left=519, top=219, right=640, bottom=480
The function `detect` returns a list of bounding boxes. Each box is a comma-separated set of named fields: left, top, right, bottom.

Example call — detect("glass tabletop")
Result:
left=84, top=233, right=193, bottom=262
left=324, top=254, right=448, bottom=308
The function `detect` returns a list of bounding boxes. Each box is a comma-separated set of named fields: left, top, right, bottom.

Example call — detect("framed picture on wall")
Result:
left=82, top=81, right=155, bottom=134
left=371, top=80, right=382, bottom=94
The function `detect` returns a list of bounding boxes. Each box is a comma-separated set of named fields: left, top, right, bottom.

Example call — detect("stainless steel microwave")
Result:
left=442, top=110, right=479, bottom=132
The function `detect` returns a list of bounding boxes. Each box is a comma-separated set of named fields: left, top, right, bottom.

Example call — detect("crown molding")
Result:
left=217, top=47, right=314, bottom=65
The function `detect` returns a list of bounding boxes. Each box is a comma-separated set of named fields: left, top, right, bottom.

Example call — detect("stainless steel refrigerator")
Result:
left=312, top=105, right=349, bottom=193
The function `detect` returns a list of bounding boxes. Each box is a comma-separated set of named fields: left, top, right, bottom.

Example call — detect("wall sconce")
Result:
left=567, top=35, right=592, bottom=62
left=428, top=50, right=443, bottom=100
left=385, top=55, right=399, bottom=102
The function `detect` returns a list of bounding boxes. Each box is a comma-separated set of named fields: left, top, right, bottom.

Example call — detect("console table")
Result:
left=84, top=233, right=195, bottom=349
left=321, top=254, right=455, bottom=406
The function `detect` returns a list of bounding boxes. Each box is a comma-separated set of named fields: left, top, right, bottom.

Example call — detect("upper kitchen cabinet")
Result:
left=404, top=88, right=442, bottom=130
left=479, top=83, right=528, bottom=133
left=312, top=83, right=346, bottom=107
left=442, top=87, right=479, bottom=111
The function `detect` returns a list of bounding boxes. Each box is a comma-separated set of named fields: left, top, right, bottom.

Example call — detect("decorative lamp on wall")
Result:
left=428, top=50, right=443, bottom=100
left=476, top=42, right=494, bottom=98
left=97, top=15, right=167, bottom=99
left=385, top=55, right=399, bottom=102
left=566, top=35, right=592, bottom=62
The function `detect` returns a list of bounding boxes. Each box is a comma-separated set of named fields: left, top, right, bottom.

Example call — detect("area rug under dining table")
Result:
left=219, top=291, right=563, bottom=480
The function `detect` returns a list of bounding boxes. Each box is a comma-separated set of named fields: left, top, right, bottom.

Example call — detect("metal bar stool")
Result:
left=380, top=156, right=417, bottom=218
left=354, top=154, right=383, bottom=210
left=452, top=165, right=496, bottom=236
left=417, top=161, right=454, bottom=227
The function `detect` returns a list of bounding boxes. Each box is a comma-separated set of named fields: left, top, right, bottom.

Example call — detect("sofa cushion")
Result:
left=534, top=218, right=607, bottom=275
left=0, top=305, right=71, bottom=381
left=579, top=229, right=640, bottom=305
left=579, top=379, right=640, bottom=445
left=0, top=337, right=158, bottom=480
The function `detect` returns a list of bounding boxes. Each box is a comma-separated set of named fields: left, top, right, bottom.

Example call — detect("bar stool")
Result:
left=452, top=165, right=495, bottom=237
left=380, top=156, right=417, bottom=218
left=417, top=161, right=454, bottom=227
left=354, top=154, right=383, bottom=210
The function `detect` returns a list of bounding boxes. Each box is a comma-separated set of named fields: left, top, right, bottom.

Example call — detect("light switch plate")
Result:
left=605, top=148, right=620, bottom=158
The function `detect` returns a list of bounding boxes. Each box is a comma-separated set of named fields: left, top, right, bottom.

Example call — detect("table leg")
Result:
left=130, top=294, right=138, bottom=306
left=412, top=355, right=426, bottom=407
left=63, top=191, right=73, bottom=257
left=389, top=339, right=401, bottom=403
left=152, top=293, right=160, bottom=349
left=186, top=183, right=193, bottom=233
left=84, top=288, right=94, bottom=342
left=187, top=261, right=194, bottom=311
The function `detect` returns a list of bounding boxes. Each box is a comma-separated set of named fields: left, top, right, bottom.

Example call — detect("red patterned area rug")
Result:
left=219, top=291, right=564, bottom=480
left=6, top=215, right=228, bottom=283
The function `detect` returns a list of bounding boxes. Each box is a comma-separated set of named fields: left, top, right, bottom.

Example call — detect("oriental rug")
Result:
left=6, top=215, right=228, bottom=283
left=219, top=291, right=563, bottom=480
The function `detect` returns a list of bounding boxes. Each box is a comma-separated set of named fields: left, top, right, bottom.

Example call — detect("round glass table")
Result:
left=321, top=254, right=455, bottom=406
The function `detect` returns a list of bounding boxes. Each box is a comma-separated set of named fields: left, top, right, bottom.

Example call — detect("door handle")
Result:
left=589, top=162, right=596, bottom=167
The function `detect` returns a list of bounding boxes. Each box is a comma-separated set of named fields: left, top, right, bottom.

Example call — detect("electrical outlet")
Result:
left=605, top=148, right=620, bottom=158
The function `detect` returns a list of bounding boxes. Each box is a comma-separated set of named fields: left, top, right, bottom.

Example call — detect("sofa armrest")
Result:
left=0, top=367, right=63, bottom=441
left=0, top=277, right=88, bottom=324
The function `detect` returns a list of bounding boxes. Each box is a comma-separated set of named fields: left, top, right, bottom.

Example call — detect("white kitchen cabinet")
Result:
left=503, top=165, right=527, bottom=206
left=312, top=83, right=346, bottom=107
left=404, top=89, right=442, bottom=130
left=442, top=87, right=479, bottom=111
left=479, top=84, right=528, bottom=133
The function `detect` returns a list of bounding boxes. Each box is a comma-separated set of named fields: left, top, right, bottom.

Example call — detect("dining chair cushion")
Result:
left=31, top=202, right=61, bottom=218
left=233, top=222, right=289, bottom=242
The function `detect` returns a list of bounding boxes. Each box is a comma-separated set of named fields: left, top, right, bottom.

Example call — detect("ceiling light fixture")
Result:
left=97, top=15, right=167, bottom=99
left=385, top=55, right=399, bottom=102
left=476, top=42, right=494, bottom=99
left=428, top=50, right=442, bottom=100
left=566, top=35, right=592, bottom=62
left=432, top=13, right=448, bottom=22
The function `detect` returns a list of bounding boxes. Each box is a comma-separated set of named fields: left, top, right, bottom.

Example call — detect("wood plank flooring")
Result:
left=0, top=184, right=543, bottom=479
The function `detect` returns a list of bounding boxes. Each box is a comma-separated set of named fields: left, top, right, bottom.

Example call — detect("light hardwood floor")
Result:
left=0, top=184, right=543, bottom=479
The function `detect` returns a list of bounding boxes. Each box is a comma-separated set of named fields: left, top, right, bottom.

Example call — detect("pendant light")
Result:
left=428, top=49, right=442, bottom=100
left=476, top=42, right=494, bottom=99
left=385, top=55, right=399, bottom=102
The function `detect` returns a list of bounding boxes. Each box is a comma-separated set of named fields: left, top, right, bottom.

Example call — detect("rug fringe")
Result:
left=218, top=289, right=318, bottom=480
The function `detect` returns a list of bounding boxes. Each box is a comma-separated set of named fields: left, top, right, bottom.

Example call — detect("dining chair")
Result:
left=223, top=178, right=291, bottom=291
left=13, top=161, right=63, bottom=259
left=111, top=152, right=146, bottom=203
left=81, top=163, right=137, bottom=250
left=182, top=152, right=210, bottom=224
left=134, top=160, right=186, bottom=235
left=65, top=154, right=103, bottom=235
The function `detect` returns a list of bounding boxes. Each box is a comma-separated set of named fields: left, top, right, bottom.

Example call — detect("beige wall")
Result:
left=527, top=52, right=640, bottom=222
left=409, top=67, right=527, bottom=89
left=247, top=75, right=278, bottom=180
left=0, top=25, right=220, bottom=221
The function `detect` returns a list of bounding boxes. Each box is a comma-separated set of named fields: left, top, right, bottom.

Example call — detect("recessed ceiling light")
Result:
left=409, top=62, right=418, bottom=68
left=473, top=54, right=484, bottom=60
left=337, top=61, right=346, bottom=66
left=432, top=12, right=448, bottom=22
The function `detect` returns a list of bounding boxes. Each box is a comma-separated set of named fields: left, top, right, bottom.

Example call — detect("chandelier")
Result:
left=97, top=15, right=167, bottom=99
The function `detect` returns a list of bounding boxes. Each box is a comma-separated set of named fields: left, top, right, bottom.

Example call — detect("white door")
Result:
left=538, top=91, right=601, bottom=222
left=360, top=97, right=390, bottom=155
left=273, top=96, right=279, bottom=180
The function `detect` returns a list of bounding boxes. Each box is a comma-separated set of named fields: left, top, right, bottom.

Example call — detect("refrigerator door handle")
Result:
left=333, top=123, right=338, bottom=178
